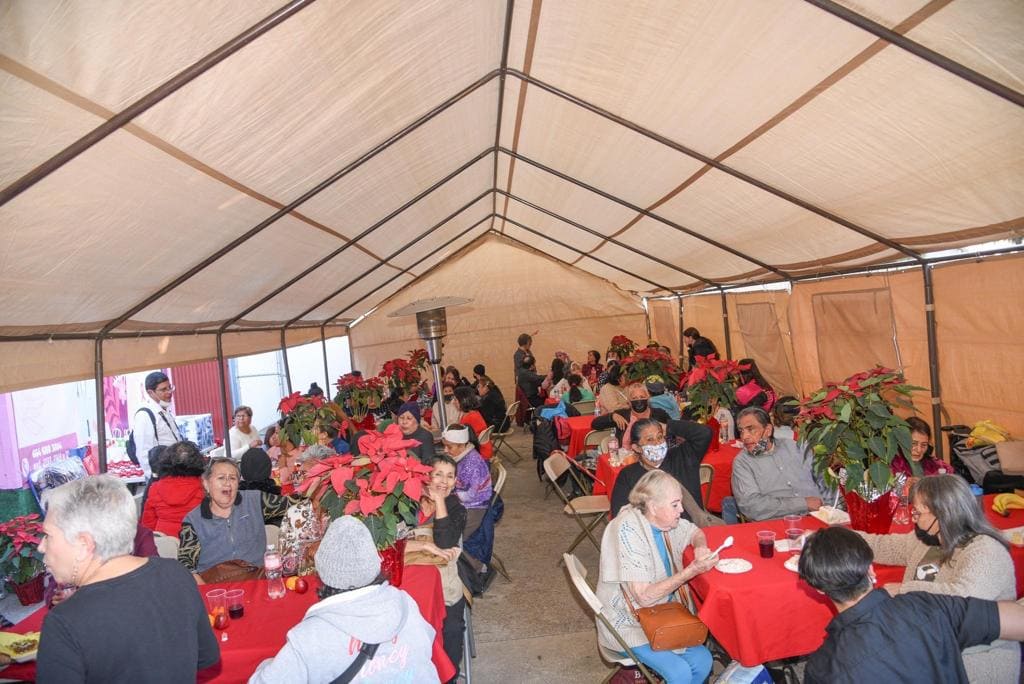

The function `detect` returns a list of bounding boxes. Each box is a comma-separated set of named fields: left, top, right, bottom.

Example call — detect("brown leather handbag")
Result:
left=620, top=532, right=708, bottom=651
left=199, top=559, right=264, bottom=584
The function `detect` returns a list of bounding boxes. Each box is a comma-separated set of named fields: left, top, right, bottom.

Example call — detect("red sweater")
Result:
left=461, top=410, right=493, bottom=460
left=141, top=476, right=206, bottom=537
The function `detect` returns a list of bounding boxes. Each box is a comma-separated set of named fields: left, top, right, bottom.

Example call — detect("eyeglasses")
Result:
left=154, top=385, right=175, bottom=394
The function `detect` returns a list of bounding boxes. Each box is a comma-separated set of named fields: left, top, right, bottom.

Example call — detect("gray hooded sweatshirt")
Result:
left=249, top=583, right=439, bottom=683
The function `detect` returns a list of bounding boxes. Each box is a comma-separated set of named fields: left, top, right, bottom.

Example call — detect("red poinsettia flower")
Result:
left=278, top=392, right=303, bottom=414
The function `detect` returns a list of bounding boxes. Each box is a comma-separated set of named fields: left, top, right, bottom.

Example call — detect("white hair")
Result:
left=628, top=469, right=682, bottom=513
left=43, top=475, right=136, bottom=561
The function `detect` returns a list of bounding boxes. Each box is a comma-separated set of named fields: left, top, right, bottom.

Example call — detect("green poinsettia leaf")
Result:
left=839, top=402, right=852, bottom=423
left=894, top=424, right=913, bottom=456
left=884, top=431, right=899, bottom=462
left=869, top=402, right=892, bottom=418
left=869, top=461, right=891, bottom=492
left=845, top=462, right=865, bottom=490
left=867, top=435, right=887, bottom=460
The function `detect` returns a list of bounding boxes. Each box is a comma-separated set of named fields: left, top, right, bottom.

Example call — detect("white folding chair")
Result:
left=491, top=401, right=523, bottom=463
left=153, top=532, right=180, bottom=559
left=699, top=463, right=715, bottom=509
left=478, top=425, right=494, bottom=448
left=584, top=428, right=613, bottom=452
left=563, top=553, right=658, bottom=683
left=544, top=453, right=610, bottom=555
left=489, top=461, right=511, bottom=582
left=265, top=524, right=281, bottom=549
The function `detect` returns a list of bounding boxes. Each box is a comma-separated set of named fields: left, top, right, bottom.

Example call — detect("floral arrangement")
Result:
left=685, top=354, right=749, bottom=419
left=334, top=373, right=385, bottom=423
left=794, top=366, right=922, bottom=500
left=379, top=357, right=422, bottom=396
left=620, top=347, right=681, bottom=387
left=0, top=514, right=45, bottom=585
left=408, top=348, right=428, bottom=370
left=608, top=335, right=638, bottom=359
left=278, top=392, right=345, bottom=449
left=297, top=424, right=432, bottom=549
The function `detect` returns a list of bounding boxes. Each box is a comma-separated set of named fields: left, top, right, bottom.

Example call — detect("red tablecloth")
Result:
left=1, top=565, right=455, bottom=683
left=565, top=415, right=597, bottom=457
left=702, top=442, right=741, bottom=512
left=591, top=452, right=635, bottom=498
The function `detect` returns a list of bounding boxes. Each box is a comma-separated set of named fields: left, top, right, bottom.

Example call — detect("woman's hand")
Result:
left=250, top=439, right=263, bottom=448
left=423, top=542, right=460, bottom=563
left=686, top=553, right=718, bottom=578
left=612, top=413, right=629, bottom=431
left=693, top=546, right=712, bottom=561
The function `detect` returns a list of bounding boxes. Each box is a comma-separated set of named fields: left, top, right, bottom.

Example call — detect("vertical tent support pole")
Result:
left=216, top=332, right=232, bottom=459
left=94, top=337, right=107, bottom=473
left=922, top=265, right=944, bottom=461
left=720, top=289, right=732, bottom=359
left=347, top=326, right=356, bottom=374
left=320, top=324, right=330, bottom=391
left=643, top=297, right=652, bottom=340
left=678, top=296, right=686, bottom=370
left=280, top=329, right=293, bottom=394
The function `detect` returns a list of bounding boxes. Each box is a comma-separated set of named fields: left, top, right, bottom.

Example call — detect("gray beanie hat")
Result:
left=315, top=516, right=381, bottom=590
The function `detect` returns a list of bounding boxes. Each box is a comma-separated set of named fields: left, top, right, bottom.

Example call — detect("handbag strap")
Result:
left=618, top=529, right=688, bottom=618
left=330, top=642, right=380, bottom=684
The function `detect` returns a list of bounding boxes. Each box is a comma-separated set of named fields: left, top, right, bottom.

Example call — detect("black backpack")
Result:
left=125, top=408, right=157, bottom=466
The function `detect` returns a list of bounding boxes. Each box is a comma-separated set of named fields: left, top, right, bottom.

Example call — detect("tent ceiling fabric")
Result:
left=1, top=0, right=1022, bottom=356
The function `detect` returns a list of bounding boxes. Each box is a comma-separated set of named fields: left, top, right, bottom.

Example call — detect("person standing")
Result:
left=682, top=327, right=718, bottom=369
left=133, top=371, right=182, bottom=479
left=513, top=333, right=533, bottom=384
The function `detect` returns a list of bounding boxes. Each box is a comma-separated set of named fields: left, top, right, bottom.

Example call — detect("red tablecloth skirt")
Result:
left=2, top=565, right=455, bottom=683
left=592, top=452, right=635, bottom=498
left=565, top=415, right=597, bottom=457
left=702, top=443, right=741, bottom=512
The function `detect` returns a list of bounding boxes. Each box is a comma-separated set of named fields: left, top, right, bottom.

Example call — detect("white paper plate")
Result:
left=810, top=506, right=851, bottom=525
left=1002, top=526, right=1024, bottom=547
left=784, top=555, right=801, bottom=573
left=715, top=558, right=753, bottom=574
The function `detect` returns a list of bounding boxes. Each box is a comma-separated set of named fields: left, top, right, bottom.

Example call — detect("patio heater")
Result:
left=389, top=297, right=471, bottom=430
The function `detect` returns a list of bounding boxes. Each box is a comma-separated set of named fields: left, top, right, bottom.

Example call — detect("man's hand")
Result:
left=612, top=413, right=628, bottom=431
left=805, top=497, right=823, bottom=511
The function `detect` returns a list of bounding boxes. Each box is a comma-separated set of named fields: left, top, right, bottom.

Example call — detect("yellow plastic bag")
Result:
left=967, top=420, right=1011, bottom=448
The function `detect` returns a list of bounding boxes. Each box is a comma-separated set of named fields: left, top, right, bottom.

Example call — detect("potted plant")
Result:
left=608, top=335, right=638, bottom=359
left=277, top=391, right=346, bottom=450
left=620, top=347, right=681, bottom=388
left=684, top=354, right=749, bottom=451
left=297, top=423, right=432, bottom=585
left=334, top=373, right=385, bottom=427
left=379, top=357, right=422, bottom=399
left=0, top=514, right=46, bottom=605
left=794, top=366, right=923, bottom=533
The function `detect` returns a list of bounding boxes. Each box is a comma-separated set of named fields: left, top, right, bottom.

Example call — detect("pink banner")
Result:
left=18, top=433, right=79, bottom=481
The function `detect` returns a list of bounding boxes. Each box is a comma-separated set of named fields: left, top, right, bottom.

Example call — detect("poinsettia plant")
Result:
left=278, top=392, right=346, bottom=449
left=297, top=424, right=432, bottom=549
left=608, top=335, right=638, bottom=358
left=334, top=373, right=385, bottom=423
left=620, top=347, right=681, bottom=387
left=0, top=514, right=45, bottom=585
left=794, top=366, right=923, bottom=500
left=685, top=354, right=749, bottom=419
left=408, top=348, right=428, bottom=370
left=379, top=357, right=422, bottom=396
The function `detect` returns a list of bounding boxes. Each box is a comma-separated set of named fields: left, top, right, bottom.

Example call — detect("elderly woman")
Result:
left=250, top=516, right=438, bottom=683
left=455, top=385, right=494, bottom=460
left=178, top=458, right=291, bottom=577
left=860, top=474, right=1018, bottom=681
left=395, top=400, right=436, bottom=463
left=596, top=470, right=718, bottom=683
left=596, top=361, right=630, bottom=415
left=37, top=475, right=219, bottom=681
left=891, top=416, right=949, bottom=478
left=228, top=405, right=262, bottom=454
left=141, top=440, right=206, bottom=537
left=430, top=382, right=464, bottom=429
left=593, top=382, right=671, bottom=448
left=442, top=424, right=493, bottom=541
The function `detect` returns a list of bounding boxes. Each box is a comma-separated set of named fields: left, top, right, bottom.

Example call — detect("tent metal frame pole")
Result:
left=99, top=73, right=499, bottom=337
left=216, top=332, right=232, bottom=459
left=503, top=71, right=922, bottom=262
left=93, top=337, right=107, bottom=473
left=324, top=215, right=495, bottom=324
left=227, top=149, right=493, bottom=333
left=497, top=190, right=717, bottom=287
left=922, top=264, right=944, bottom=461
left=320, top=325, right=331, bottom=394
left=496, top=215, right=679, bottom=294
left=347, top=326, right=356, bottom=374
left=280, top=329, right=292, bottom=394
left=0, top=0, right=318, bottom=207
left=720, top=289, right=733, bottom=359
left=678, top=297, right=686, bottom=369
left=804, top=0, right=1024, bottom=109
left=498, top=148, right=793, bottom=280
left=282, top=189, right=492, bottom=327
left=492, top=0, right=515, bottom=216
left=0, top=323, right=341, bottom=343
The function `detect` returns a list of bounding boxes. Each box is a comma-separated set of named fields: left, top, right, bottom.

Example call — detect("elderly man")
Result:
left=730, top=406, right=829, bottom=521
left=591, top=382, right=671, bottom=448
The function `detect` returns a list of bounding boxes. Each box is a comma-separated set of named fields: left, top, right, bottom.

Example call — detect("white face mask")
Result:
left=158, top=399, right=171, bottom=409
left=641, top=442, right=668, bottom=465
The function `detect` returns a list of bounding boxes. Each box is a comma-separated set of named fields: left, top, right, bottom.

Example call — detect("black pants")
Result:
left=442, top=597, right=467, bottom=682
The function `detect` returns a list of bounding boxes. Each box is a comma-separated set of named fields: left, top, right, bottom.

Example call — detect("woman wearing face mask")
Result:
left=430, top=382, right=463, bottom=430
left=609, top=419, right=721, bottom=527
left=593, top=383, right=671, bottom=444
left=858, top=474, right=1017, bottom=682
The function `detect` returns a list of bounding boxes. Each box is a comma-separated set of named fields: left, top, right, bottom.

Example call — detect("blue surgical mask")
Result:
left=641, top=442, right=668, bottom=465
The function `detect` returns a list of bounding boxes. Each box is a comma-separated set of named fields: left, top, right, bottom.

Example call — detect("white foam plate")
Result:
left=784, top=555, right=801, bottom=573
left=810, top=506, right=851, bottom=525
left=715, top=558, right=753, bottom=574
left=1002, top=526, right=1024, bottom=547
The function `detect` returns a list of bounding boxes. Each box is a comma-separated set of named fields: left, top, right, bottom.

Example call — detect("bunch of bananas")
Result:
left=992, top=493, right=1024, bottom=517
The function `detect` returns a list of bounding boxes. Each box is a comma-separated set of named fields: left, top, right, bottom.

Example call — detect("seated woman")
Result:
left=277, top=445, right=338, bottom=571
left=580, top=349, right=603, bottom=386
left=891, top=416, right=949, bottom=478
left=596, top=362, right=630, bottom=415
left=317, top=423, right=349, bottom=455
left=545, top=358, right=570, bottom=402
left=859, top=474, right=1017, bottom=681
left=560, top=373, right=596, bottom=409
left=455, top=386, right=493, bottom=460
left=263, top=424, right=282, bottom=464
left=37, top=475, right=219, bottom=681
left=517, top=355, right=546, bottom=409
left=735, top=359, right=777, bottom=412
left=430, top=382, right=463, bottom=429
left=771, top=395, right=799, bottom=441
left=406, top=456, right=469, bottom=678
left=596, top=470, right=718, bottom=684
left=250, top=516, right=438, bottom=683
left=395, top=401, right=437, bottom=463
left=441, top=425, right=493, bottom=545
left=476, top=376, right=508, bottom=430
left=239, top=447, right=281, bottom=496
left=178, top=458, right=291, bottom=577
left=228, top=405, right=262, bottom=455
left=141, top=441, right=206, bottom=537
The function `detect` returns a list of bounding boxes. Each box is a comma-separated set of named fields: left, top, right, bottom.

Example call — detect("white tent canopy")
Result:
left=2, top=1, right=1023, bottom=436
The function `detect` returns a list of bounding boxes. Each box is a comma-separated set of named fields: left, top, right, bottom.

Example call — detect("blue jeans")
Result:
left=721, top=496, right=740, bottom=525
left=623, top=643, right=713, bottom=684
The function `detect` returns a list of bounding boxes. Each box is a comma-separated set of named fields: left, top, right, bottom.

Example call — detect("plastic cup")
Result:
left=786, top=528, right=804, bottom=554
left=226, top=589, right=245, bottom=620
left=206, top=589, right=230, bottom=630
left=784, top=514, right=801, bottom=529
left=757, top=531, right=776, bottom=559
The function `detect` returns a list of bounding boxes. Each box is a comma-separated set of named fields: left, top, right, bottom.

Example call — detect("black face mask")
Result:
left=913, top=518, right=941, bottom=547
left=630, top=399, right=649, bottom=413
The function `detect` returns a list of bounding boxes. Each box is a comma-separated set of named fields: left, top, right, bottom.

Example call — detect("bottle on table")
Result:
left=607, top=433, right=619, bottom=454
left=265, top=545, right=286, bottom=599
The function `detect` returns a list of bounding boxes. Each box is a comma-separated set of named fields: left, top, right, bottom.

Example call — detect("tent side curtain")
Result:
left=647, top=299, right=681, bottom=362
left=349, top=235, right=647, bottom=397
left=0, top=326, right=348, bottom=394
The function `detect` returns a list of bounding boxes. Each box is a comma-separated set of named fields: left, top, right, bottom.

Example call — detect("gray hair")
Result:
left=203, top=457, right=240, bottom=480
left=628, top=470, right=682, bottom=514
left=43, top=475, right=136, bottom=562
left=911, top=474, right=1008, bottom=564
left=300, top=444, right=335, bottom=463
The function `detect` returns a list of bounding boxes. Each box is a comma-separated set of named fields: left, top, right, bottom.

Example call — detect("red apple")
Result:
left=213, top=612, right=230, bottom=630
left=294, top=577, right=309, bottom=594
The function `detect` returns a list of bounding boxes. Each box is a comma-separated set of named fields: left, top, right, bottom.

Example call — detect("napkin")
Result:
left=809, top=506, right=850, bottom=525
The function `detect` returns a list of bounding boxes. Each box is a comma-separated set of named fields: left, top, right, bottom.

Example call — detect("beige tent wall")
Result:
left=350, top=235, right=646, bottom=397
left=680, top=294, right=727, bottom=367
left=933, top=254, right=1024, bottom=438
left=647, top=298, right=682, bottom=360
left=728, top=291, right=799, bottom=397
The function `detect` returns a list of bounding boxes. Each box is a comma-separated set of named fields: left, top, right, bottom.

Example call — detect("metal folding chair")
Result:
left=699, top=463, right=715, bottom=509
left=544, top=453, right=610, bottom=555
left=489, top=461, right=511, bottom=582
left=491, top=400, right=523, bottom=463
